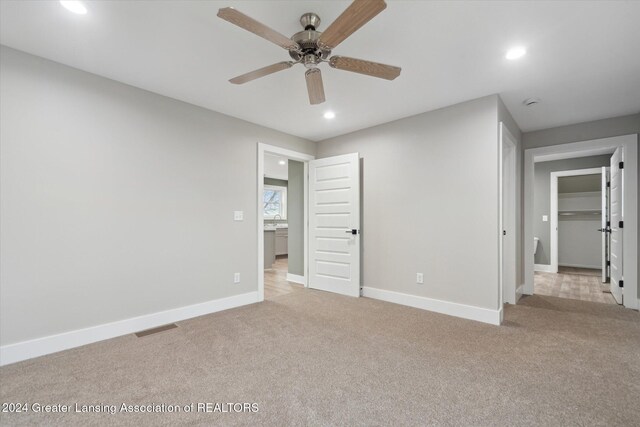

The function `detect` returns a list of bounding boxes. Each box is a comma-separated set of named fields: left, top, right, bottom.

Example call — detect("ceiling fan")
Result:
left=217, top=0, right=401, bottom=105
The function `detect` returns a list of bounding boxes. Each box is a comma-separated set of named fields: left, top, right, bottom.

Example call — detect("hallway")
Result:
left=264, top=257, right=304, bottom=300
left=534, top=267, right=616, bottom=304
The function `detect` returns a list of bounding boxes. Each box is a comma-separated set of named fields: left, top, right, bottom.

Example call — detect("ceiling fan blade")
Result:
left=229, top=62, right=294, bottom=84
left=318, top=0, right=387, bottom=50
left=329, top=56, right=401, bottom=80
left=305, top=68, right=326, bottom=105
left=217, top=7, right=299, bottom=51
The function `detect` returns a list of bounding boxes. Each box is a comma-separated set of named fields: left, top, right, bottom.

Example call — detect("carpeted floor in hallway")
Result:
left=1, top=289, right=638, bottom=426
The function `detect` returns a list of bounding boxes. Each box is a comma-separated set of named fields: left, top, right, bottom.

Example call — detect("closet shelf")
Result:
left=558, top=209, right=601, bottom=220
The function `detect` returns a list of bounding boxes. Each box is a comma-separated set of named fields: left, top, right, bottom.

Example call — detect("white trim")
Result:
left=550, top=167, right=602, bottom=273
left=258, top=143, right=314, bottom=302
left=524, top=134, right=637, bottom=310
left=534, top=264, right=554, bottom=273
left=0, top=292, right=258, bottom=366
left=516, top=284, right=526, bottom=300
left=362, top=287, right=502, bottom=326
left=286, top=273, right=305, bottom=285
left=558, top=263, right=601, bottom=269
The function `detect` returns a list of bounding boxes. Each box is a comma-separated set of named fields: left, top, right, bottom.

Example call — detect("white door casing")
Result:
left=609, top=147, right=623, bottom=304
left=257, top=143, right=315, bottom=302
left=308, top=153, right=360, bottom=297
left=550, top=167, right=602, bottom=274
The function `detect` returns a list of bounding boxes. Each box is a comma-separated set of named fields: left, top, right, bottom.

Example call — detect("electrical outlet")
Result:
left=234, top=211, right=244, bottom=221
left=416, top=273, right=424, bottom=284
left=234, top=273, right=240, bottom=283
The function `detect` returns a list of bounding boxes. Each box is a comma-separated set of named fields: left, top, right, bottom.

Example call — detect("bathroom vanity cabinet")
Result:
left=264, top=226, right=288, bottom=269
left=275, top=228, right=288, bottom=256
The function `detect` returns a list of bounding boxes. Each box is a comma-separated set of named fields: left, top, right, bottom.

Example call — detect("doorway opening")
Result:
left=524, top=134, right=638, bottom=309
left=537, top=167, right=616, bottom=304
left=258, top=144, right=314, bottom=301
left=258, top=144, right=362, bottom=302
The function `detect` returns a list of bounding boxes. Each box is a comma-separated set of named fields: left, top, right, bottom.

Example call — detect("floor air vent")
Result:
left=135, top=323, right=177, bottom=337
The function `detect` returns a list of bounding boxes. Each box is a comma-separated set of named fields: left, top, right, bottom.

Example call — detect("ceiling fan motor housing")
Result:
left=289, top=13, right=331, bottom=65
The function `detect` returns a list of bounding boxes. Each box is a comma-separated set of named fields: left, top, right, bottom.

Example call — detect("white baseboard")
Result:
left=558, top=263, right=601, bottom=269
left=362, top=287, right=502, bottom=326
left=286, top=273, right=305, bottom=285
left=534, top=264, right=554, bottom=273
left=515, top=284, right=525, bottom=301
left=0, top=291, right=258, bottom=367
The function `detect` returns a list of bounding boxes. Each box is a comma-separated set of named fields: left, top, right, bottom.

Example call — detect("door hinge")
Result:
left=606, top=260, right=610, bottom=266
left=606, top=181, right=610, bottom=188
left=619, top=221, right=624, bottom=228
left=619, top=280, right=624, bottom=288
left=619, top=161, right=624, bottom=169
left=607, top=220, right=610, bottom=227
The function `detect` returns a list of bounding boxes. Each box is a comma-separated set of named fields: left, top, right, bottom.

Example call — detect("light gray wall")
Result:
left=523, top=114, right=639, bottom=297
left=523, top=113, right=640, bottom=149
left=264, top=178, right=287, bottom=188
left=0, top=46, right=315, bottom=346
left=317, top=95, right=500, bottom=310
left=498, top=97, right=524, bottom=287
left=287, top=160, right=304, bottom=276
left=534, top=157, right=610, bottom=265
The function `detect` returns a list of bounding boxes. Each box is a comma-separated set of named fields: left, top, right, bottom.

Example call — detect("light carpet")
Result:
left=1, top=290, right=639, bottom=426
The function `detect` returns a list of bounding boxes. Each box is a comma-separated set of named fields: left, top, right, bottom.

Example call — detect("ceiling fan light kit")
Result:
left=217, top=0, right=401, bottom=105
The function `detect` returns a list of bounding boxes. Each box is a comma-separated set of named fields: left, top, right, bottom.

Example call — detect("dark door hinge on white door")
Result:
left=619, top=221, right=624, bottom=228
left=619, top=161, right=624, bottom=169
left=619, top=280, right=624, bottom=288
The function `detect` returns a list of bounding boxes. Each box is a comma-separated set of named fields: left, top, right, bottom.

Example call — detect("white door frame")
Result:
left=549, top=167, right=602, bottom=273
left=524, top=134, right=638, bottom=309
left=257, top=143, right=315, bottom=302
left=499, top=123, right=518, bottom=306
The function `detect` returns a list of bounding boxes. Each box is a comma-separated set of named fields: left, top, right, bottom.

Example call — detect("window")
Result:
left=264, top=185, right=287, bottom=219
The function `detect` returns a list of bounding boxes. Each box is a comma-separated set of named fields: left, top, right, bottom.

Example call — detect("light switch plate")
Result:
left=234, top=273, right=240, bottom=283
left=416, top=273, right=424, bottom=284
left=234, top=211, right=243, bottom=221
left=542, top=215, right=548, bottom=222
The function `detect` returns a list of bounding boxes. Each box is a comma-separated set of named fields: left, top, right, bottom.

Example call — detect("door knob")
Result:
left=345, top=229, right=359, bottom=235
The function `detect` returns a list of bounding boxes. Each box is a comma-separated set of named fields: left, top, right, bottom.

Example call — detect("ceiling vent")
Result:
left=523, top=97, right=541, bottom=106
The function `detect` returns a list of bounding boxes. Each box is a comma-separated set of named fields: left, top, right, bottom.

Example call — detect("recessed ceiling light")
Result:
left=278, top=160, right=286, bottom=165
left=505, top=46, right=526, bottom=60
left=60, top=1, right=87, bottom=15
left=323, top=111, right=336, bottom=119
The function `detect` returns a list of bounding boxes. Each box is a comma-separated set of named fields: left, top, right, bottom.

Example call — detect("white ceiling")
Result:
left=264, top=153, right=288, bottom=180
left=1, top=1, right=639, bottom=141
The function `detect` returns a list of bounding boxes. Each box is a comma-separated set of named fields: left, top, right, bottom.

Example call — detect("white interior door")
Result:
left=609, top=148, right=623, bottom=304
left=601, top=167, right=610, bottom=283
left=501, top=128, right=517, bottom=304
left=308, top=153, right=360, bottom=297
